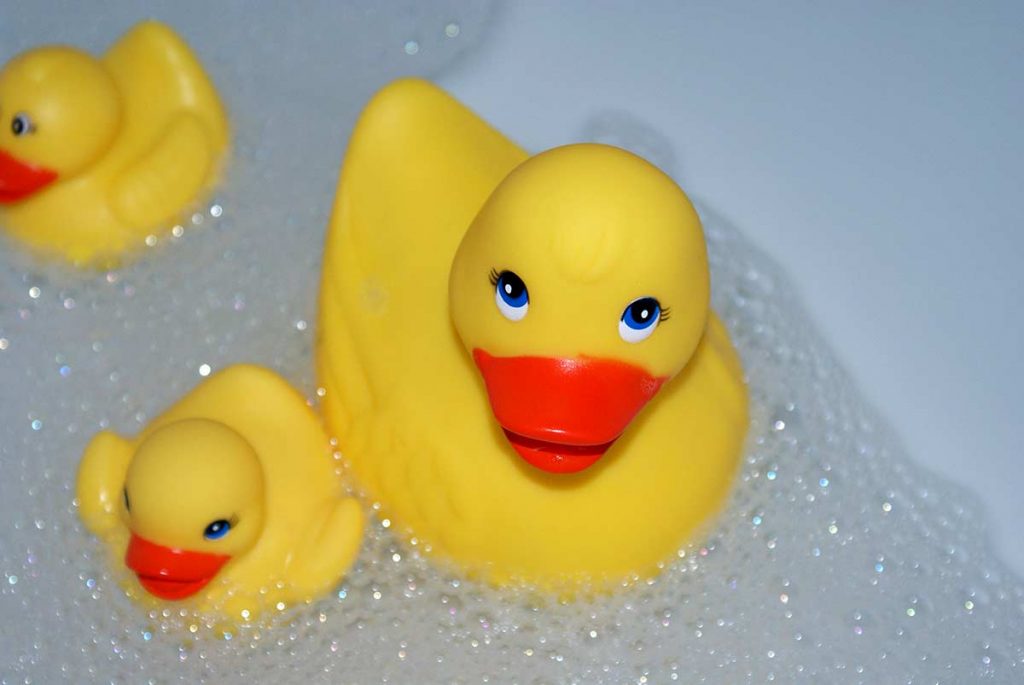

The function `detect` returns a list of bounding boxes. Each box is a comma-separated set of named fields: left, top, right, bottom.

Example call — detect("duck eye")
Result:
left=203, top=519, right=232, bottom=540
left=492, top=269, right=529, bottom=321
left=619, top=297, right=662, bottom=343
left=123, top=488, right=130, bottom=512
left=11, top=113, right=34, bottom=136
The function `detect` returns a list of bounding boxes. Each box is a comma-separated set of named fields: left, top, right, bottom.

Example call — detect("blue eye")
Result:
left=619, top=297, right=662, bottom=343
left=203, top=519, right=232, bottom=540
left=492, top=269, right=529, bottom=321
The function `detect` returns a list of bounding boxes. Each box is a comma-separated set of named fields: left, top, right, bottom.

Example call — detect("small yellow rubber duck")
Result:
left=317, top=79, right=748, bottom=590
left=0, top=20, right=228, bottom=266
left=76, top=365, right=364, bottom=622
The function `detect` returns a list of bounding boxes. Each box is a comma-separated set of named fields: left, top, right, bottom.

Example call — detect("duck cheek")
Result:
left=0, top=148, right=58, bottom=203
left=471, top=349, right=667, bottom=469
left=124, top=533, right=231, bottom=601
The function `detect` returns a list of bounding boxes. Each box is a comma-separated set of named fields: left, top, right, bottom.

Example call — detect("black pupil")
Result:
left=630, top=298, right=658, bottom=323
left=123, top=489, right=130, bottom=512
left=209, top=521, right=226, bottom=533
left=499, top=271, right=525, bottom=298
left=12, top=117, right=25, bottom=135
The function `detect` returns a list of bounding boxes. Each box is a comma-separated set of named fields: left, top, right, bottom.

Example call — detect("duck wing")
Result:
left=110, top=113, right=214, bottom=226
left=76, top=431, right=133, bottom=536
left=103, top=20, right=228, bottom=149
left=104, top=21, right=228, bottom=226
left=288, top=497, right=365, bottom=596
left=316, top=79, right=527, bottom=539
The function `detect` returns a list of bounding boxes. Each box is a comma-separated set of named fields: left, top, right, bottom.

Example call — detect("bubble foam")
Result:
left=1, top=2, right=1022, bottom=683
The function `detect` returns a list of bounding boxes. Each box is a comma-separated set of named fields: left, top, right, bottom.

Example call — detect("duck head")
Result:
left=450, top=144, right=710, bottom=474
left=121, top=419, right=265, bottom=600
left=0, top=47, right=120, bottom=203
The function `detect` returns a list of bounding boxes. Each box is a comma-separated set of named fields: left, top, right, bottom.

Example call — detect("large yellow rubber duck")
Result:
left=0, top=20, right=228, bottom=266
left=76, top=365, right=364, bottom=622
left=316, top=79, right=748, bottom=591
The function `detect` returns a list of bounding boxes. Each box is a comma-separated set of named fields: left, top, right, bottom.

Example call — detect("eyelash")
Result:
left=488, top=267, right=669, bottom=322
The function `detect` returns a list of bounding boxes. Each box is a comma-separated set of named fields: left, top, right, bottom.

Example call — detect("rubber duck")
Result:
left=0, top=20, right=228, bottom=266
left=76, top=365, right=364, bottom=622
left=316, top=79, right=748, bottom=591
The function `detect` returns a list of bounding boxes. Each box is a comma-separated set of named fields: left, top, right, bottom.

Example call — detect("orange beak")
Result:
left=124, top=533, right=231, bottom=600
left=473, top=349, right=666, bottom=474
left=0, top=148, right=57, bottom=204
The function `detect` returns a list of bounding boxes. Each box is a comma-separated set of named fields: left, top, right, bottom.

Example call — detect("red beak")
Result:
left=0, top=148, right=58, bottom=204
left=124, top=533, right=231, bottom=600
left=473, top=349, right=666, bottom=474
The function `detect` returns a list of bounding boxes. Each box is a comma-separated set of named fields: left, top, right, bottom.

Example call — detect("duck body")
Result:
left=76, top=365, right=363, bottom=622
left=317, top=79, right=747, bottom=590
left=0, top=20, right=228, bottom=266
